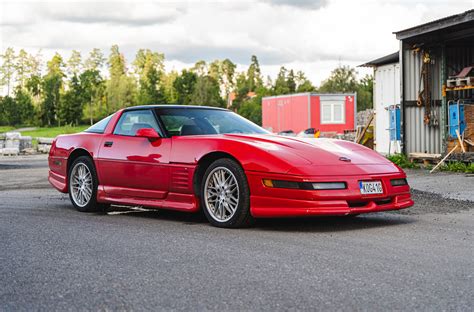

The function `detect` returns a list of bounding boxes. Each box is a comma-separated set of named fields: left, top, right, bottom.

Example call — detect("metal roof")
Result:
left=394, top=9, right=474, bottom=40
left=359, top=51, right=399, bottom=67
left=124, top=105, right=228, bottom=111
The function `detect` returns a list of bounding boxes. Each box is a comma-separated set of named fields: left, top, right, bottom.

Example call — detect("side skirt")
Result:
left=97, top=186, right=199, bottom=212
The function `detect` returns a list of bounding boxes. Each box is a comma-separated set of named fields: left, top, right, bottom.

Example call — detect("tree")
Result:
left=67, top=50, right=82, bottom=77
left=84, top=48, right=106, bottom=71
left=318, top=65, right=372, bottom=111
left=173, top=69, right=197, bottom=105
left=221, top=58, right=236, bottom=97
left=238, top=96, right=262, bottom=125
left=287, top=69, right=296, bottom=93
left=15, top=49, right=30, bottom=89
left=356, top=74, right=373, bottom=111
left=162, top=70, right=179, bottom=104
left=0, top=96, right=18, bottom=125
left=80, top=69, right=103, bottom=124
left=246, top=55, right=262, bottom=92
left=41, top=53, right=64, bottom=126
left=192, top=60, right=207, bottom=76
left=318, top=65, right=357, bottom=93
left=26, top=51, right=43, bottom=106
left=295, top=71, right=315, bottom=92
left=133, top=49, right=165, bottom=105
left=15, top=88, right=35, bottom=125
left=190, top=75, right=224, bottom=107
left=0, top=48, right=16, bottom=96
left=59, top=75, right=83, bottom=125
left=106, top=45, right=136, bottom=112
left=273, top=66, right=290, bottom=95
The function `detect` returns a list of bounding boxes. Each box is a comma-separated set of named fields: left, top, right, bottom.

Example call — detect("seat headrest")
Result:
left=180, top=125, right=203, bottom=136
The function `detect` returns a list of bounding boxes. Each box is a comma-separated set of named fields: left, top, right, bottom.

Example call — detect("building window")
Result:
left=320, top=100, right=345, bottom=124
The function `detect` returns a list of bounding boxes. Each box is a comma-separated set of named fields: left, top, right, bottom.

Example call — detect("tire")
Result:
left=200, top=158, right=254, bottom=228
left=68, top=156, right=109, bottom=213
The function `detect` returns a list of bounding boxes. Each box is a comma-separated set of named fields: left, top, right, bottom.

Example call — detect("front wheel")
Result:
left=68, top=156, right=108, bottom=213
left=201, top=158, right=254, bottom=228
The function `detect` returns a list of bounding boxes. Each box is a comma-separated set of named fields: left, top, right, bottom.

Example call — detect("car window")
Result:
left=84, top=115, right=113, bottom=134
left=113, top=110, right=160, bottom=136
left=156, top=108, right=269, bottom=136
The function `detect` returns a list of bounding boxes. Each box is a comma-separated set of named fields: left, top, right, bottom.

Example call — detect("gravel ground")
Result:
left=0, top=155, right=473, bottom=311
left=406, top=168, right=474, bottom=202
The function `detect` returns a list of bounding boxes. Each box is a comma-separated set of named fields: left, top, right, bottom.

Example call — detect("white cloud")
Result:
left=1, top=0, right=473, bottom=86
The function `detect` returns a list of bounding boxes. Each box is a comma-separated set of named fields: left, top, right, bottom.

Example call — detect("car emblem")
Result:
left=339, top=156, right=351, bottom=162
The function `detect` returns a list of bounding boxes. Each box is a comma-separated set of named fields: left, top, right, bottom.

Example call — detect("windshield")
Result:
left=155, top=107, right=269, bottom=136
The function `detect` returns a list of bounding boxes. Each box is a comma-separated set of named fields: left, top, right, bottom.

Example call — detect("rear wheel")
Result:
left=68, top=156, right=108, bottom=213
left=201, top=158, right=254, bottom=228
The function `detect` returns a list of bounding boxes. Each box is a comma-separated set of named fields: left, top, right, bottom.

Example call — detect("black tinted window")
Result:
left=84, top=115, right=112, bottom=134
left=156, top=108, right=268, bottom=136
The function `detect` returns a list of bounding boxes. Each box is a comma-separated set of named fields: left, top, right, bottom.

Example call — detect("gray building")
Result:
left=395, top=9, right=474, bottom=156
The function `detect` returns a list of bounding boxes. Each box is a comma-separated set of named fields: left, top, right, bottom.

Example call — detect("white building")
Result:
left=361, top=52, right=400, bottom=155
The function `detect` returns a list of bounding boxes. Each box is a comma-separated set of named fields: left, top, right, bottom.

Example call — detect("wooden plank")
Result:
left=455, top=129, right=466, bottom=153
left=409, top=152, right=441, bottom=159
left=356, top=112, right=374, bottom=144
left=430, top=144, right=458, bottom=173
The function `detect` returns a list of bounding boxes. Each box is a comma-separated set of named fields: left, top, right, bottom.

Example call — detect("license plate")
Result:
left=359, top=181, right=383, bottom=194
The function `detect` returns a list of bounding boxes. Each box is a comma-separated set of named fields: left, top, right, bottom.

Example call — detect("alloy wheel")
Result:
left=70, top=163, right=93, bottom=207
left=204, top=166, right=240, bottom=222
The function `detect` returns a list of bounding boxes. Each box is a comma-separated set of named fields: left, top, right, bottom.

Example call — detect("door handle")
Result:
left=104, top=141, right=113, bottom=147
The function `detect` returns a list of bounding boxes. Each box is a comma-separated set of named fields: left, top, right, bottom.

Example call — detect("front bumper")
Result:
left=246, top=171, right=414, bottom=218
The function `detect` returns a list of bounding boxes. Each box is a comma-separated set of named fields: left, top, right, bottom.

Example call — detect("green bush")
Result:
left=386, top=153, right=418, bottom=169
left=439, top=161, right=474, bottom=174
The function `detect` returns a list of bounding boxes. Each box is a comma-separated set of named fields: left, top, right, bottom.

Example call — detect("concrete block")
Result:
left=5, top=132, right=21, bottom=140
left=1, top=147, right=20, bottom=156
left=37, top=137, right=54, bottom=144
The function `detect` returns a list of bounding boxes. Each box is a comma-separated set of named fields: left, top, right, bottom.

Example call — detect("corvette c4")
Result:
left=48, top=105, right=414, bottom=228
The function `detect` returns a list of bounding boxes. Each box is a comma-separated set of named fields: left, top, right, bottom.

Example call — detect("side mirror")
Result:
left=135, top=128, right=161, bottom=142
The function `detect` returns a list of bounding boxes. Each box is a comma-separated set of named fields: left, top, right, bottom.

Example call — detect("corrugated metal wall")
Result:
left=402, top=47, right=442, bottom=154
left=403, top=47, right=442, bottom=101
left=404, top=105, right=442, bottom=154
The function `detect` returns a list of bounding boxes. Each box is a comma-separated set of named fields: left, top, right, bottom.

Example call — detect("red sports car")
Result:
left=48, top=105, right=413, bottom=228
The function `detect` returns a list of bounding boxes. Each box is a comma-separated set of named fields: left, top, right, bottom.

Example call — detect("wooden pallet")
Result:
left=408, top=152, right=441, bottom=166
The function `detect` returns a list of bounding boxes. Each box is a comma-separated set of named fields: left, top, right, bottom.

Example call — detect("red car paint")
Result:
left=48, top=106, right=413, bottom=218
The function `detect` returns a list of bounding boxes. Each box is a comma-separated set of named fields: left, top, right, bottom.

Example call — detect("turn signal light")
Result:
left=262, top=179, right=274, bottom=187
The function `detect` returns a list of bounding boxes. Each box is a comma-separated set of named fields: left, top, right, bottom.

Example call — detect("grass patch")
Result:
left=386, top=153, right=418, bottom=169
left=19, top=125, right=89, bottom=138
left=0, top=126, right=15, bottom=133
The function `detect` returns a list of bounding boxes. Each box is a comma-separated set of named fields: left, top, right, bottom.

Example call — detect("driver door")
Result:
left=97, top=109, right=171, bottom=199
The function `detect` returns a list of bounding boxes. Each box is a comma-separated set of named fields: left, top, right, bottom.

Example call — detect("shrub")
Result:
left=386, top=153, right=418, bottom=169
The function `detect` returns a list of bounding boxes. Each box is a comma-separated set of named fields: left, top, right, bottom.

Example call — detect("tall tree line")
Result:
left=0, top=46, right=372, bottom=127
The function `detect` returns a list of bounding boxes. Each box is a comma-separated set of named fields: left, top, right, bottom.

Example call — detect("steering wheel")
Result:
left=226, top=129, right=244, bottom=134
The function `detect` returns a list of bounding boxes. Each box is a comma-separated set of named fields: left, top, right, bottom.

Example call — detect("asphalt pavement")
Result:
left=0, top=155, right=473, bottom=311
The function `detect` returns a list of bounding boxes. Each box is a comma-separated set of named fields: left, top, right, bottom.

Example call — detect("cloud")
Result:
left=38, top=2, right=185, bottom=26
left=1, top=0, right=474, bottom=86
left=263, top=0, right=328, bottom=10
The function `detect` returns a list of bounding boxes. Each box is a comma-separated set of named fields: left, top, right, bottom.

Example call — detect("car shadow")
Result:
left=104, top=205, right=415, bottom=233
left=251, top=214, right=414, bottom=233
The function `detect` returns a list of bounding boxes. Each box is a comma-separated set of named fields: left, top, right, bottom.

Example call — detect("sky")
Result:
left=1, top=0, right=473, bottom=86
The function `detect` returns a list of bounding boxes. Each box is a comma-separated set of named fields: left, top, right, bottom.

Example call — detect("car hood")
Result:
left=223, top=134, right=392, bottom=167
